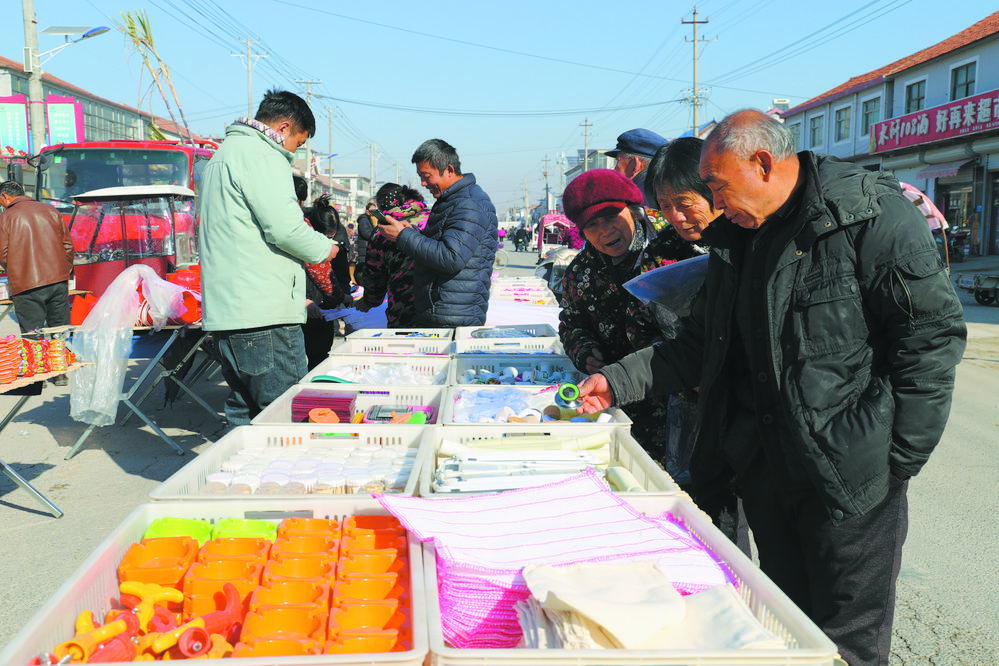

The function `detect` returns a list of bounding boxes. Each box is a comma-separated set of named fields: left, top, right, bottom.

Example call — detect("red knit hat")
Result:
left=562, top=169, right=644, bottom=227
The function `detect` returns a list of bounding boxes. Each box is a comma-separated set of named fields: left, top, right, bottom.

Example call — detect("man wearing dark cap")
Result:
left=606, top=128, right=668, bottom=207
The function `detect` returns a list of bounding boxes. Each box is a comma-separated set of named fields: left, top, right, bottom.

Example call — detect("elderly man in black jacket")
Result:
left=378, top=138, right=497, bottom=326
left=578, top=110, right=966, bottom=666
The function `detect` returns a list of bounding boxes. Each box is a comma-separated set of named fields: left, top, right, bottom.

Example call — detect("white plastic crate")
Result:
left=453, top=336, right=564, bottom=355
left=0, top=498, right=428, bottom=666
left=419, top=425, right=680, bottom=497
left=328, top=338, right=452, bottom=356
left=440, top=385, right=631, bottom=428
left=422, top=494, right=839, bottom=665
left=150, top=424, right=436, bottom=500
left=253, top=385, right=446, bottom=426
left=447, top=354, right=583, bottom=387
left=347, top=328, right=454, bottom=340
left=301, top=354, right=453, bottom=386
left=454, top=324, right=557, bottom=339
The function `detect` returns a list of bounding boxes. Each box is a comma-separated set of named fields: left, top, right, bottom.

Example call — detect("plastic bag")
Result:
left=70, top=265, right=194, bottom=426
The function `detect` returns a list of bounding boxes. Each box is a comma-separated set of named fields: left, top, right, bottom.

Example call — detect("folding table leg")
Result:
left=65, top=423, right=97, bottom=460
left=0, top=395, right=63, bottom=517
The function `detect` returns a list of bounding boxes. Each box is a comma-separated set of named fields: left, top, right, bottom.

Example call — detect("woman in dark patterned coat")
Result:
left=559, top=159, right=718, bottom=485
left=356, top=184, right=429, bottom=326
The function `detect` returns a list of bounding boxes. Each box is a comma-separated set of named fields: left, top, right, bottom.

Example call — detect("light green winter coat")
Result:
left=198, top=122, right=332, bottom=331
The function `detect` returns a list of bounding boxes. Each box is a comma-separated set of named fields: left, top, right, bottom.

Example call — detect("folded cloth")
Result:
left=523, top=560, right=685, bottom=649
left=638, top=584, right=787, bottom=651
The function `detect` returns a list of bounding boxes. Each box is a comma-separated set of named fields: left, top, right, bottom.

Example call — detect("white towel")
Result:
left=523, top=560, right=685, bottom=649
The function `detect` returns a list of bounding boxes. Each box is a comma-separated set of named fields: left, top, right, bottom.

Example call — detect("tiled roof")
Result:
left=784, top=9, right=999, bottom=116
left=0, top=53, right=210, bottom=143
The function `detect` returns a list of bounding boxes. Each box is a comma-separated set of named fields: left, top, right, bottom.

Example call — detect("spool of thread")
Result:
left=555, top=383, right=581, bottom=409
left=308, top=407, right=339, bottom=424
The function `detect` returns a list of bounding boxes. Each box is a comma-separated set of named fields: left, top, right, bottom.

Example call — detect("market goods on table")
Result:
left=421, top=425, right=680, bottom=496
left=253, top=385, right=444, bottom=426
left=301, top=354, right=453, bottom=386
left=1, top=499, right=428, bottom=665
left=150, top=425, right=430, bottom=500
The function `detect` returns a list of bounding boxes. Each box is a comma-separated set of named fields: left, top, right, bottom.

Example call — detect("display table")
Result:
left=0, top=289, right=89, bottom=327
left=0, top=363, right=87, bottom=518
left=65, top=325, right=221, bottom=460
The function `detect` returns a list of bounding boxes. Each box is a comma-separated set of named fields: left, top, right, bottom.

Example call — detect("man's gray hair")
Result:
left=706, top=110, right=795, bottom=160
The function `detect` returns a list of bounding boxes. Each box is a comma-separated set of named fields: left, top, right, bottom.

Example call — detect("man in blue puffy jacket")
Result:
left=378, top=139, right=497, bottom=326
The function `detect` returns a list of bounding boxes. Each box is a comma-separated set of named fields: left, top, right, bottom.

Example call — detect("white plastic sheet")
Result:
left=70, top=265, right=193, bottom=426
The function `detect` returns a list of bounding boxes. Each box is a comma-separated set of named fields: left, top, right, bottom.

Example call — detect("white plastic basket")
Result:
left=422, top=494, right=839, bottom=665
left=253, top=385, right=446, bottom=426
left=440, top=386, right=631, bottom=428
left=452, top=336, right=564, bottom=355
left=419, top=425, right=680, bottom=498
left=150, top=425, right=436, bottom=500
left=347, top=328, right=454, bottom=340
left=453, top=324, right=557, bottom=339
left=0, top=498, right=428, bottom=666
left=301, top=354, right=453, bottom=386
left=328, top=338, right=452, bottom=356
left=447, top=354, right=583, bottom=387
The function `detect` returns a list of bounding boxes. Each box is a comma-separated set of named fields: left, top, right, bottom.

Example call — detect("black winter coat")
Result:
left=355, top=211, right=376, bottom=265
left=601, top=153, right=967, bottom=524
left=396, top=173, right=497, bottom=326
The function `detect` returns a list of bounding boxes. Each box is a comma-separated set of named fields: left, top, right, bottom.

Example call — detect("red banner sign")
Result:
left=870, top=87, right=999, bottom=153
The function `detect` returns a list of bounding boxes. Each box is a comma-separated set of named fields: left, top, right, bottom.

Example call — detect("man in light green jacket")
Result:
left=199, top=89, right=336, bottom=426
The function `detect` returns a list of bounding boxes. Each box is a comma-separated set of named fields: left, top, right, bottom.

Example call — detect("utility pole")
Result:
left=327, top=106, right=334, bottom=197
left=22, top=0, right=45, bottom=156
left=557, top=152, right=567, bottom=200
left=542, top=155, right=551, bottom=212
left=368, top=143, right=378, bottom=200
left=232, top=38, right=265, bottom=117
left=296, top=79, right=320, bottom=199
left=394, top=161, right=401, bottom=185
left=579, top=118, right=592, bottom=173
left=682, top=6, right=716, bottom=137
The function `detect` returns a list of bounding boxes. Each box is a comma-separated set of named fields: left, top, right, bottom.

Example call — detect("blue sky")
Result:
left=4, top=0, right=996, bottom=212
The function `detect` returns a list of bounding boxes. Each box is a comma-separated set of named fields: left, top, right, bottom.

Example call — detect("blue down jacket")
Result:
left=396, top=173, right=498, bottom=326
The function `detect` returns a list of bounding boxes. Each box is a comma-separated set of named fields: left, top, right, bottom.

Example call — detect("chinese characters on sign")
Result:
left=871, top=88, right=999, bottom=153
left=0, top=95, right=31, bottom=157
left=45, top=96, right=84, bottom=145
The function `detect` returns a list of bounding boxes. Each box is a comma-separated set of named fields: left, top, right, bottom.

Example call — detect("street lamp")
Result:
left=21, top=0, right=109, bottom=155
left=34, top=26, right=110, bottom=67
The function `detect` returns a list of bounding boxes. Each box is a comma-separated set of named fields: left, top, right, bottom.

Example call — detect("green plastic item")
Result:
left=407, top=411, right=428, bottom=425
left=310, top=375, right=352, bottom=383
left=142, top=517, right=214, bottom=546
left=212, top=517, right=279, bottom=542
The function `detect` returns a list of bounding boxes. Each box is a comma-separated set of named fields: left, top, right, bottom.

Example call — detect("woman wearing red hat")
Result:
left=559, top=146, right=719, bottom=487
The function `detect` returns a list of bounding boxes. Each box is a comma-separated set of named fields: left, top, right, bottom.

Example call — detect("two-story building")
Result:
left=781, top=10, right=999, bottom=256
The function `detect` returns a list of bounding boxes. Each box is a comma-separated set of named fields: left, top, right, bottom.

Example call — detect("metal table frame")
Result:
left=65, top=326, right=221, bottom=460
left=0, top=381, right=63, bottom=518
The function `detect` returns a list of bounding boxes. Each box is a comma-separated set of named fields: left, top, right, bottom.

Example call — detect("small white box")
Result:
left=301, top=354, right=453, bottom=386
left=328, top=338, right=452, bottom=356
left=253, top=385, right=446, bottom=426
left=347, top=328, right=454, bottom=340
left=440, top=385, right=631, bottom=428
left=151, top=424, right=434, bottom=500
left=448, top=354, right=583, bottom=387
left=420, top=425, right=680, bottom=498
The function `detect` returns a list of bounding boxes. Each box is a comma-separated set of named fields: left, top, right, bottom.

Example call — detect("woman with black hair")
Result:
left=302, top=194, right=352, bottom=368
left=355, top=183, right=429, bottom=327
